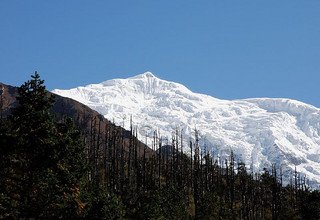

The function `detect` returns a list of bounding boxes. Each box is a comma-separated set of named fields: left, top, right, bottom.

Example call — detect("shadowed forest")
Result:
left=1, top=73, right=320, bottom=219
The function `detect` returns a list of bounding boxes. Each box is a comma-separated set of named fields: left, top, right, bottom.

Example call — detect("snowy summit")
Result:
left=52, top=72, right=320, bottom=186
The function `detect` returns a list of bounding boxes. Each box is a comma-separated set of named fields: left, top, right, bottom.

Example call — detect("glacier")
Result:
left=52, top=72, right=320, bottom=187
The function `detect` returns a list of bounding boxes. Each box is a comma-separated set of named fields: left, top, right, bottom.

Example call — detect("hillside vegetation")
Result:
left=1, top=73, right=320, bottom=219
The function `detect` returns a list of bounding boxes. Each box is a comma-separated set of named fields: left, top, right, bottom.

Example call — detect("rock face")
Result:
left=52, top=72, right=320, bottom=186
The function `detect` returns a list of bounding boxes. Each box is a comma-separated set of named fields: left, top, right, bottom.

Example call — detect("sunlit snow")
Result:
left=52, top=72, right=320, bottom=187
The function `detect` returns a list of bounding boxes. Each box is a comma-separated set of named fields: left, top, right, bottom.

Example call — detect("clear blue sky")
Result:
left=0, top=1, right=319, bottom=107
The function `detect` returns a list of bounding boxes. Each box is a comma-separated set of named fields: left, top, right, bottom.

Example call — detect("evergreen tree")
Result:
left=0, top=72, right=87, bottom=218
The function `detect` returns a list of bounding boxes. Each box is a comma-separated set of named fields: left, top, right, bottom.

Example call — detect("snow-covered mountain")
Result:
left=52, top=72, right=320, bottom=186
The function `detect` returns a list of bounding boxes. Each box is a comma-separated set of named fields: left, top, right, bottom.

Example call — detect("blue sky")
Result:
left=0, top=1, right=319, bottom=107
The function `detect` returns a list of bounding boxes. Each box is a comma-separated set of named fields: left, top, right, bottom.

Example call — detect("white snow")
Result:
left=52, top=72, right=320, bottom=187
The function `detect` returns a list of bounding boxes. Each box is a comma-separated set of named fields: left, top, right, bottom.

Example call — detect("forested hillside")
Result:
left=1, top=73, right=320, bottom=219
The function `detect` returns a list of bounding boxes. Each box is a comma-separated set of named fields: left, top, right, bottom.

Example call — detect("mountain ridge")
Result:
left=52, top=72, right=320, bottom=186
left=0, top=82, right=153, bottom=159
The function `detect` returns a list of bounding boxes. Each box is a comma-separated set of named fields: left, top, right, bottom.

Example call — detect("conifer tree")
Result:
left=1, top=72, right=87, bottom=218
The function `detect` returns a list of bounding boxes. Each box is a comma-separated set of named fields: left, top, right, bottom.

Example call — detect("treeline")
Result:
left=1, top=73, right=320, bottom=219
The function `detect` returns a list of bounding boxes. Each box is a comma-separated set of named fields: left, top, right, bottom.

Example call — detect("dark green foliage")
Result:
left=0, top=72, right=87, bottom=218
left=128, top=186, right=189, bottom=220
left=157, top=186, right=189, bottom=219
left=85, top=188, right=125, bottom=219
left=196, top=192, right=220, bottom=220
left=299, top=190, right=320, bottom=220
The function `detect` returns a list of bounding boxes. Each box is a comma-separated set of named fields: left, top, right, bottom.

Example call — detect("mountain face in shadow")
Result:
left=0, top=82, right=153, bottom=158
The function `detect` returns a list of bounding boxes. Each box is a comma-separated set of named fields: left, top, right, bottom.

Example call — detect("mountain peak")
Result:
left=143, top=71, right=156, bottom=78
left=131, top=71, right=157, bottom=79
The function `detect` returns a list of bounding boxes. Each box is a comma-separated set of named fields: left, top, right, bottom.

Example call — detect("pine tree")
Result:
left=4, top=72, right=57, bottom=217
left=1, top=72, right=87, bottom=218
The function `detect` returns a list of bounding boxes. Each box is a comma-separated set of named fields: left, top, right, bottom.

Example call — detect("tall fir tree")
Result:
left=0, top=72, right=87, bottom=218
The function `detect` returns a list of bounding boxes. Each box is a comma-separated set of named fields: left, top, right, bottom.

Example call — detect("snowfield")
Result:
left=52, top=72, right=320, bottom=187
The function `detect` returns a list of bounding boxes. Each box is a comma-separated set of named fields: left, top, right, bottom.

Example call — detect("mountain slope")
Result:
left=0, top=82, right=153, bottom=158
left=52, top=72, right=320, bottom=186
